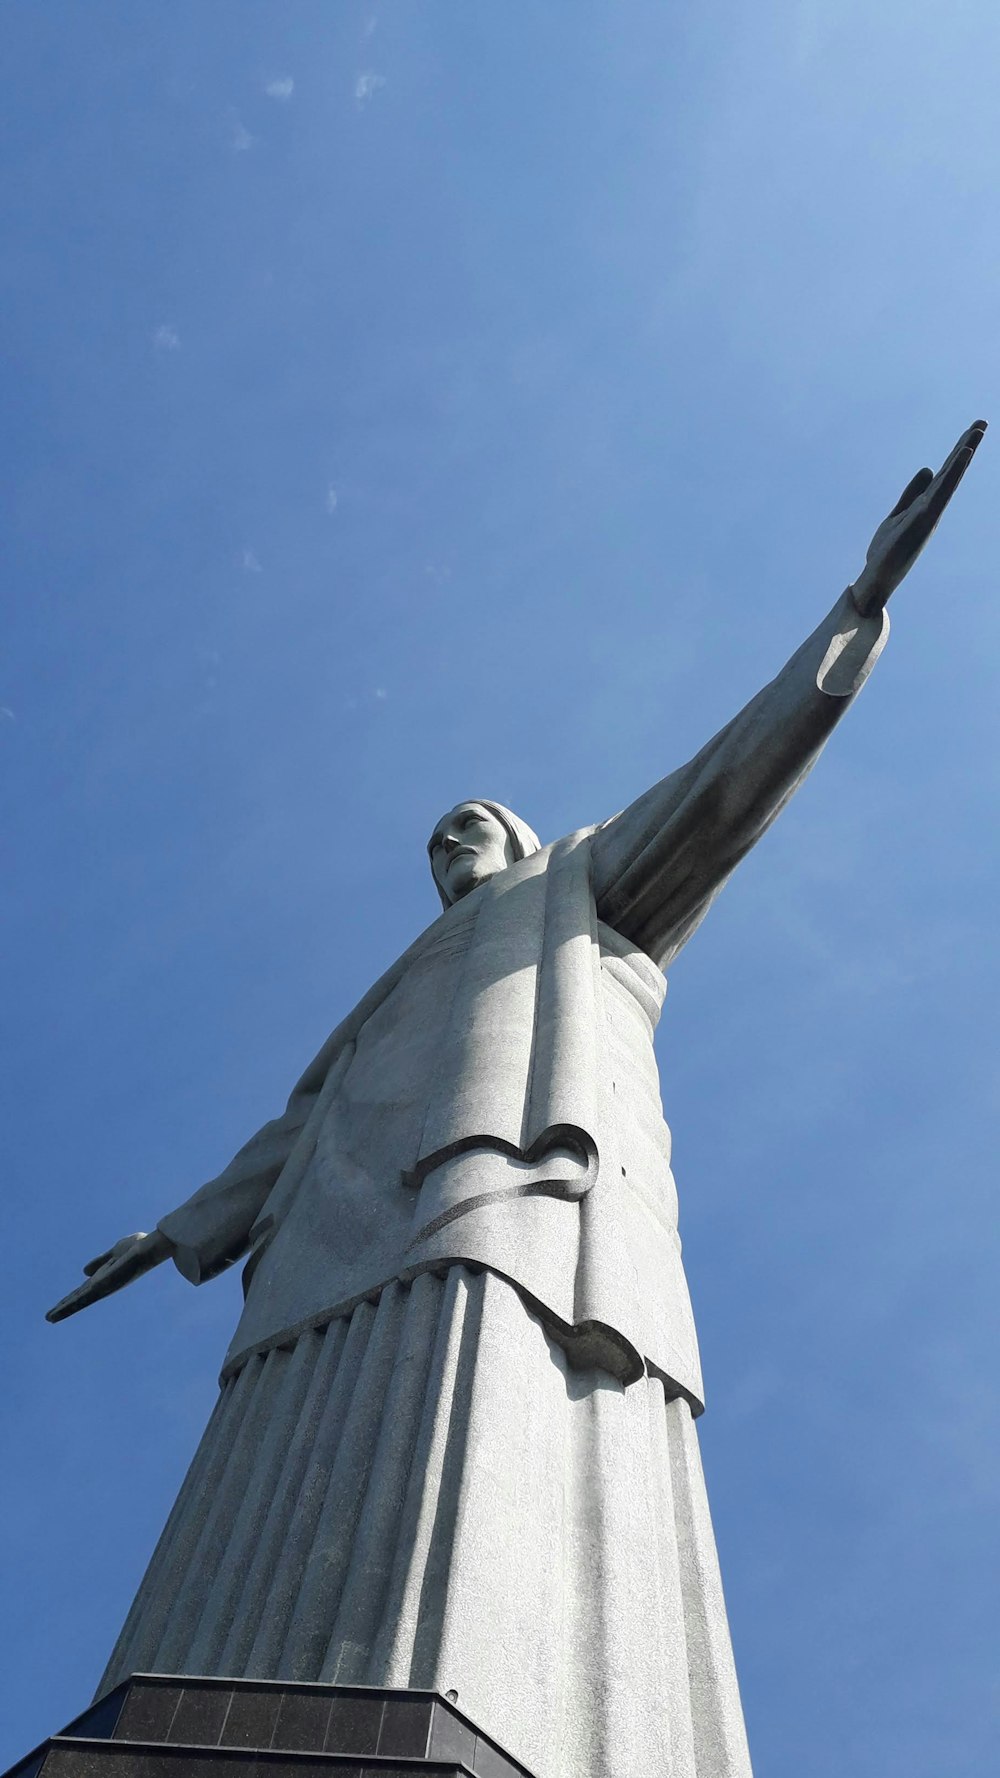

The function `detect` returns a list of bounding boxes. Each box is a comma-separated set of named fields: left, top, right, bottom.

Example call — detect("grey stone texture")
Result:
left=99, top=1273, right=747, bottom=1778
left=156, top=589, right=887, bottom=1410
left=45, top=424, right=988, bottom=1778
left=97, top=586, right=889, bottom=1778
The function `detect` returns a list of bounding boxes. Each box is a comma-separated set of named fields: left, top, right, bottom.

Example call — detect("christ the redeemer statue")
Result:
left=49, top=424, right=985, bottom=1778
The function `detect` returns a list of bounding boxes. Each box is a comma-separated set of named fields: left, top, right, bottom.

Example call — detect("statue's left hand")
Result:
left=46, top=1229, right=170, bottom=1323
left=852, top=419, right=987, bottom=617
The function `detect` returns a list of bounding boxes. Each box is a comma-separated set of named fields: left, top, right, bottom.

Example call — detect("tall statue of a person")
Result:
left=49, top=425, right=985, bottom=1778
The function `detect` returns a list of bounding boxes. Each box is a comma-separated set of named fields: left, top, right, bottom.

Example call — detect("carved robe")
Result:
left=158, top=591, right=885, bottom=1403
left=102, top=593, right=886, bottom=1778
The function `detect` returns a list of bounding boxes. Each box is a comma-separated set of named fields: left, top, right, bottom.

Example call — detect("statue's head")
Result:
left=428, top=800, right=541, bottom=908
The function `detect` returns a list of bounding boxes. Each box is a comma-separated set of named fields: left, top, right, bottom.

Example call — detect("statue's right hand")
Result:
left=46, top=1229, right=170, bottom=1323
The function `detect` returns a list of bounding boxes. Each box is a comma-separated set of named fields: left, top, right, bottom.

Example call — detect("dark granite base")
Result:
left=4, top=1676, right=537, bottom=1778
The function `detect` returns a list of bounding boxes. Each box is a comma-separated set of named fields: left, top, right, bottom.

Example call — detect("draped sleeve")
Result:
left=156, top=1088, right=317, bottom=1283
left=590, top=590, right=889, bottom=969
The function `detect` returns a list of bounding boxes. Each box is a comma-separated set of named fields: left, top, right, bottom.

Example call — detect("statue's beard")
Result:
left=443, top=855, right=494, bottom=903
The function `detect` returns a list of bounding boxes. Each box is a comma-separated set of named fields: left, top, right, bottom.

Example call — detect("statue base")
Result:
left=4, top=1674, right=538, bottom=1778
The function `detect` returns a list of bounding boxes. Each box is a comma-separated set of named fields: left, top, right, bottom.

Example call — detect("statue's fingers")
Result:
left=83, top=1248, right=117, bottom=1277
left=82, top=1232, right=147, bottom=1275
left=926, top=446, right=975, bottom=522
left=949, top=420, right=987, bottom=457
left=934, top=420, right=987, bottom=483
left=889, top=468, right=934, bottom=516
left=46, top=1282, right=98, bottom=1323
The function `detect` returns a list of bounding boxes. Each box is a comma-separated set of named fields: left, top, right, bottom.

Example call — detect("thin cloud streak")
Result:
left=355, top=72, right=386, bottom=104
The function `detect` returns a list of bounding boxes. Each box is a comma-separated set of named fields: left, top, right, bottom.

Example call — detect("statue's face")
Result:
left=429, top=803, right=516, bottom=904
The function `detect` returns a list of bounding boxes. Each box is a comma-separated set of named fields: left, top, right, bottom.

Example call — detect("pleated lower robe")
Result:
left=96, top=595, right=891, bottom=1775
left=100, top=1268, right=751, bottom=1778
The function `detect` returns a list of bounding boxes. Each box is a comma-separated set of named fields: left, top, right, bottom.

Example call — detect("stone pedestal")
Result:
left=4, top=1675, right=537, bottom=1778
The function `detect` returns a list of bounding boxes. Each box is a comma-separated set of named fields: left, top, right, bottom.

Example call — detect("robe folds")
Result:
left=158, top=591, right=887, bottom=1408
left=103, top=592, right=888, bottom=1775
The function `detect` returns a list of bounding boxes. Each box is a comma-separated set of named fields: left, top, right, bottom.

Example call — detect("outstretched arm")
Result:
left=46, top=1090, right=316, bottom=1323
left=592, top=421, right=986, bottom=968
left=46, top=910, right=415, bottom=1325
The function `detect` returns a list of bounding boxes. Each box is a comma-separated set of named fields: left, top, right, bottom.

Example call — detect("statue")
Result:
left=47, top=424, right=986, bottom=1778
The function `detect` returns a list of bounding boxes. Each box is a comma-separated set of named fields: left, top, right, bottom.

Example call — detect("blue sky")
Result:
left=2, top=3, right=998, bottom=1771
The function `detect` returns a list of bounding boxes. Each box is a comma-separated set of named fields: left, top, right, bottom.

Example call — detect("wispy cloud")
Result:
left=242, top=548, right=262, bottom=574
left=355, top=71, right=386, bottom=105
left=153, top=324, right=180, bottom=352
left=264, top=76, right=294, bottom=101
left=230, top=113, right=253, bottom=152
left=423, top=561, right=452, bottom=585
left=343, top=688, right=388, bottom=712
left=325, top=485, right=339, bottom=515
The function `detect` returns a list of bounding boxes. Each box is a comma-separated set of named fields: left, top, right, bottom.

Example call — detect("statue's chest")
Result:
left=341, top=910, right=666, bottom=1124
left=343, top=912, right=477, bottom=1108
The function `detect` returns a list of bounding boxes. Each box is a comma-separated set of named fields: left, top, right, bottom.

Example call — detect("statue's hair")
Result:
left=429, top=800, right=541, bottom=909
